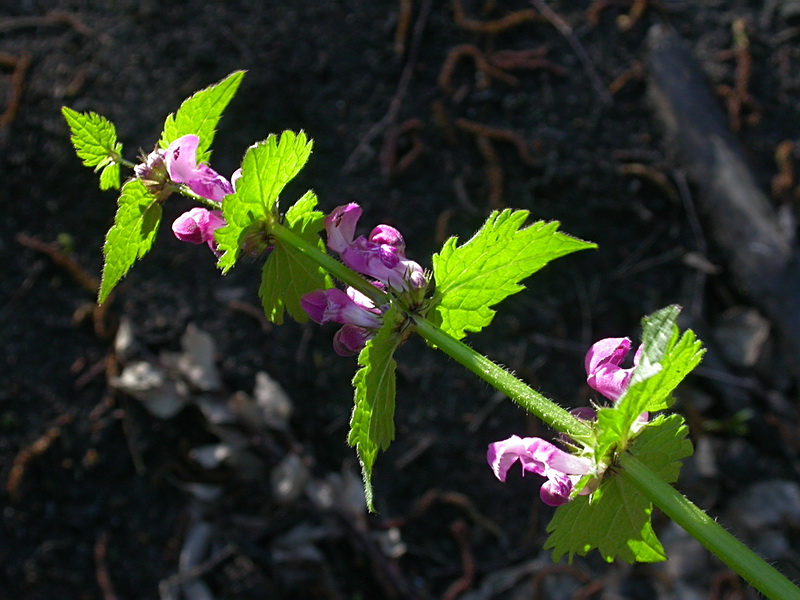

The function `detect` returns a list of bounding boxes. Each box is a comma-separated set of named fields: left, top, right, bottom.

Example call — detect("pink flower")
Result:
left=172, top=207, right=226, bottom=253
left=301, top=287, right=383, bottom=356
left=333, top=324, right=374, bottom=356
left=325, top=203, right=362, bottom=254
left=585, top=337, right=649, bottom=426
left=324, top=204, right=427, bottom=292
left=300, top=288, right=382, bottom=329
left=487, top=435, right=593, bottom=506
left=585, top=337, right=642, bottom=401
left=165, top=135, right=234, bottom=202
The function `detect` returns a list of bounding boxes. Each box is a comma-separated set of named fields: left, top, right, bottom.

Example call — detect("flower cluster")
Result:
left=301, top=203, right=427, bottom=356
left=136, top=134, right=238, bottom=254
left=487, top=337, right=644, bottom=506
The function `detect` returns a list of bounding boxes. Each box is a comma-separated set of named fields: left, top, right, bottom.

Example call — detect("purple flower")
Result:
left=165, top=135, right=234, bottom=202
left=301, top=288, right=381, bottom=328
left=172, top=207, right=226, bottom=253
left=301, top=287, right=383, bottom=356
left=585, top=337, right=642, bottom=402
left=585, top=337, right=649, bottom=427
left=333, top=324, right=374, bottom=356
left=324, top=204, right=427, bottom=292
left=325, top=203, right=362, bottom=254
left=487, top=435, right=593, bottom=506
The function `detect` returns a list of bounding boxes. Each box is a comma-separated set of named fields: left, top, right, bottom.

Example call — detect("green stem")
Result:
left=270, top=222, right=389, bottom=306
left=269, top=215, right=800, bottom=597
left=117, top=156, right=137, bottom=169
left=412, top=316, right=590, bottom=439
left=619, top=453, right=800, bottom=600
left=179, top=186, right=223, bottom=210
left=271, top=219, right=586, bottom=437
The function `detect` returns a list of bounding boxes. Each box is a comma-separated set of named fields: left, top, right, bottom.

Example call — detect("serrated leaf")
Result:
left=545, top=414, right=692, bottom=563
left=98, top=179, right=162, bottom=303
left=159, top=70, right=244, bottom=163
left=348, top=306, right=402, bottom=511
left=215, top=131, right=314, bottom=272
left=62, top=106, right=123, bottom=190
left=430, top=210, right=595, bottom=340
left=595, top=306, right=705, bottom=457
left=628, top=306, right=705, bottom=413
left=98, top=161, right=121, bottom=191
left=259, top=190, right=332, bottom=324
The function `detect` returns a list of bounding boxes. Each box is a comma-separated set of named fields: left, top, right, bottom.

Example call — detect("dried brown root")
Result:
left=452, top=0, right=545, bottom=34
left=439, top=43, right=518, bottom=97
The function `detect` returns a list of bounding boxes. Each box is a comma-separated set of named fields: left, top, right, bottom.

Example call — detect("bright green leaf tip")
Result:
left=349, top=306, right=403, bottom=512
left=97, top=179, right=162, bottom=304
left=215, top=130, right=314, bottom=274
left=159, top=70, right=245, bottom=162
left=61, top=106, right=123, bottom=190
left=430, top=209, right=595, bottom=340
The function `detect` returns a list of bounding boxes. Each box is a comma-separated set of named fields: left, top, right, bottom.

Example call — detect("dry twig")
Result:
left=342, top=0, right=432, bottom=172
left=439, top=43, right=518, bottom=96
left=442, top=520, right=475, bottom=600
left=771, top=140, right=795, bottom=200
left=395, top=0, right=414, bottom=55
left=716, top=18, right=760, bottom=131
left=0, top=52, right=31, bottom=128
left=453, top=0, right=546, bottom=34
left=587, top=0, right=651, bottom=31
left=380, top=117, right=426, bottom=177
left=529, top=0, right=612, bottom=105
left=94, top=531, right=119, bottom=600
left=6, top=412, right=75, bottom=501
left=455, top=118, right=540, bottom=166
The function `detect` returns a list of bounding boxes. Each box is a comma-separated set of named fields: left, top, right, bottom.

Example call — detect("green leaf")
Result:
left=215, top=131, right=314, bottom=272
left=348, top=306, right=402, bottom=511
left=98, top=179, right=162, bottom=303
left=259, top=191, right=332, bottom=324
left=595, top=306, right=705, bottom=458
left=159, top=70, right=245, bottom=163
left=430, top=210, right=595, bottom=340
left=61, top=106, right=123, bottom=190
left=545, top=414, right=692, bottom=563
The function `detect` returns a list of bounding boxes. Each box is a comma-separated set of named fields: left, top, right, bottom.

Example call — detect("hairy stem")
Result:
left=270, top=222, right=389, bottom=306
left=619, top=454, right=800, bottom=600
left=412, top=316, right=590, bottom=438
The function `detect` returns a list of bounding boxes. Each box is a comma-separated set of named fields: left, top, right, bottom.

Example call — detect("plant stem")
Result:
left=619, top=453, right=800, bottom=600
left=412, top=316, right=591, bottom=439
left=272, top=219, right=586, bottom=436
left=270, top=222, right=388, bottom=306
left=271, top=211, right=800, bottom=597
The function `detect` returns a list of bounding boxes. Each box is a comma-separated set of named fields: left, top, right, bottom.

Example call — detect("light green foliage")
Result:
left=594, top=306, right=704, bottom=460
left=430, top=210, right=595, bottom=340
left=98, top=179, right=162, bottom=303
left=215, top=131, right=314, bottom=272
left=259, top=191, right=332, bottom=324
left=159, top=70, right=244, bottom=163
left=61, top=106, right=122, bottom=190
left=349, top=306, right=402, bottom=511
left=545, top=414, right=692, bottom=563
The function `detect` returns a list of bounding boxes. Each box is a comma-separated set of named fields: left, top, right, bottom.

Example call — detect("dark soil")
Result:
left=3, top=1, right=800, bottom=599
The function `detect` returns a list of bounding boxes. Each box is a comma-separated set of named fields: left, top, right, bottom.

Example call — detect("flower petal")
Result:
left=585, top=337, right=631, bottom=376
left=333, top=325, right=373, bottom=356
left=539, top=472, right=574, bottom=506
left=172, top=207, right=225, bottom=246
left=325, top=203, right=361, bottom=253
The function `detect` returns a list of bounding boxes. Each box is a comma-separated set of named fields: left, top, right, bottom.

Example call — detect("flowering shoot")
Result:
left=487, top=435, right=594, bottom=506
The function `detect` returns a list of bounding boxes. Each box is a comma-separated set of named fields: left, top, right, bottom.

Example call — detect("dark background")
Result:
left=2, top=1, right=800, bottom=598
